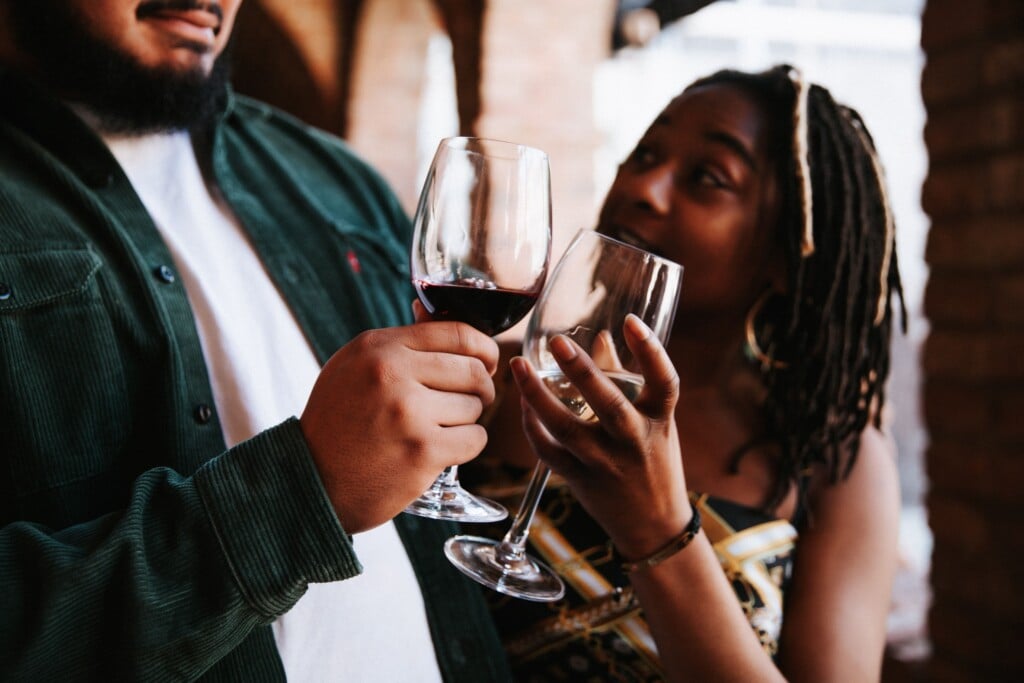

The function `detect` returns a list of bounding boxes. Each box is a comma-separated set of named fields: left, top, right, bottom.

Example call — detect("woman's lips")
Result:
left=601, top=224, right=657, bottom=253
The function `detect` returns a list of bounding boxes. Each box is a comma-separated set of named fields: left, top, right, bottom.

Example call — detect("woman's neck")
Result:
left=666, top=309, right=749, bottom=393
left=666, top=310, right=780, bottom=503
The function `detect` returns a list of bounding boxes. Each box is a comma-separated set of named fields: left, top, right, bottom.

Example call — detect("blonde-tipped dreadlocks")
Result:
left=788, top=67, right=815, bottom=258
left=845, top=109, right=897, bottom=325
left=686, top=65, right=907, bottom=509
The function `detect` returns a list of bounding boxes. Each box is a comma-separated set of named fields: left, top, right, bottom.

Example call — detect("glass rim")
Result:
left=438, top=135, right=549, bottom=162
left=568, top=228, right=684, bottom=274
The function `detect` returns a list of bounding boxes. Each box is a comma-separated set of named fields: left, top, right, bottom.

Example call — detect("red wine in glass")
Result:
left=414, top=278, right=540, bottom=337
left=405, top=136, right=552, bottom=522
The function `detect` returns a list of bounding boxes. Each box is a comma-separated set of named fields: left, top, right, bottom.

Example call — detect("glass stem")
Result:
left=498, top=462, right=551, bottom=562
left=435, top=466, right=459, bottom=489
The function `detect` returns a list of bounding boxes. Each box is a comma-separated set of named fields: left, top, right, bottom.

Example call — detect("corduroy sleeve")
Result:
left=0, top=419, right=359, bottom=681
left=194, top=417, right=361, bottom=617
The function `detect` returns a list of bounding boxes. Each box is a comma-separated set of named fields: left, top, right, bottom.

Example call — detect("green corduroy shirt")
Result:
left=0, top=69, right=511, bottom=682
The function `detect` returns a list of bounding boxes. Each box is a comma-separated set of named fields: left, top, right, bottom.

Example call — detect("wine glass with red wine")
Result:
left=443, top=229, right=683, bottom=600
left=405, top=136, right=552, bottom=522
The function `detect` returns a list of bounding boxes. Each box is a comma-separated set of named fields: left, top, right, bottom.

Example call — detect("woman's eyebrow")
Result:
left=704, top=130, right=758, bottom=171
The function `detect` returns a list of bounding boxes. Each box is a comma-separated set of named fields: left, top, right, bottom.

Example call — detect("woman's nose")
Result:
left=632, top=163, right=674, bottom=215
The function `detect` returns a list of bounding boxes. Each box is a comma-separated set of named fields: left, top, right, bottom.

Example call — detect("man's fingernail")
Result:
left=550, top=334, right=577, bottom=359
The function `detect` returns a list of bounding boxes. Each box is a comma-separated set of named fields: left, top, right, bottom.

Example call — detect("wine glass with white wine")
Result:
left=443, top=229, right=683, bottom=600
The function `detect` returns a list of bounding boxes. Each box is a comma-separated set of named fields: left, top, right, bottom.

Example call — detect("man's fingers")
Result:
left=419, top=388, right=485, bottom=427
left=416, top=352, right=497, bottom=406
left=401, top=321, right=499, bottom=375
left=434, top=424, right=489, bottom=466
left=411, top=299, right=431, bottom=323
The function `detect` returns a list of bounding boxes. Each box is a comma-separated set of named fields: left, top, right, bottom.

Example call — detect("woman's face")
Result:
left=597, top=83, right=785, bottom=318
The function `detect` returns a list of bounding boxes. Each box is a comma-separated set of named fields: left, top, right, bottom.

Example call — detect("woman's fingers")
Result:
left=510, top=356, right=583, bottom=436
left=512, top=352, right=614, bottom=475
left=623, top=314, right=679, bottom=420
left=591, top=329, right=624, bottom=371
left=546, top=335, right=639, bottom=438
left=511, top=318, right=680, bottom=454
left=518, top=395, right=583, bottom=478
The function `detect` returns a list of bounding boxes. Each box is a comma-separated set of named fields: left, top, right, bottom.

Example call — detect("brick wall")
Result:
left=345, top=0, right=439, bottom=212
left=234, top=0, right=614, bottom=252
left=920, top=0, right=1024, bottom=680
left=345, top=0, right=615, bottom=254
left=475, top=0, right=616, bottom=256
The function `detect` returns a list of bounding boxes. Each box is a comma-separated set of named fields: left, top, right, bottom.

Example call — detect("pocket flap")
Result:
left=0, top=247, right=103, bottom=312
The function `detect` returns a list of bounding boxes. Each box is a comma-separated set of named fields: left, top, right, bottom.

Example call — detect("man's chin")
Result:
left=140, top=52, right=216, bottom=84
left=75, top=55, right=231, bottom=135
left=9, top=0, right=231, bottom=134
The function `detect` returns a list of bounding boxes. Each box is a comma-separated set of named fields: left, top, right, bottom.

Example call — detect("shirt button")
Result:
left=194, top=404, right=213, bottom=424
left=0, top=283, right=11, bottom=301
left=155, top=265, right=176, bottom=284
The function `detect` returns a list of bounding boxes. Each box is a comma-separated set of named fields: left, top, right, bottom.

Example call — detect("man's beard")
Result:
left=8, top=0, right=232, bottom=135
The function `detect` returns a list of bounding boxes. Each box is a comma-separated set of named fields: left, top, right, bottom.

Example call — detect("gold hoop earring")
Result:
left=744, top=290, right=788, bottom=371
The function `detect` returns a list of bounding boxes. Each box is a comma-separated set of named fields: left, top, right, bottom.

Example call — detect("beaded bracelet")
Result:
left=617, top=502, right=702, bottom=574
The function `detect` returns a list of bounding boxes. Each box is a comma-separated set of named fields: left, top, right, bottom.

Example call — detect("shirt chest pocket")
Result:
left=0, top=246, right=130, bottom=498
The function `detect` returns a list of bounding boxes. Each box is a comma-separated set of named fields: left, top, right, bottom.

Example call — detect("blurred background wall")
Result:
left=919, top=1, right=1024, bottom=681
left=228, top=1, right=1024, bottom=679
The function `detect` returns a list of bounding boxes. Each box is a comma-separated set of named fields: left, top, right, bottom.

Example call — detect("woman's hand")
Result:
left=510, top=314, right=691, bottom=560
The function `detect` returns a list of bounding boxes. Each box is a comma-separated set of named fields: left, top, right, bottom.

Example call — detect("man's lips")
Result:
left=151, top=9, right=220, bottom=29
left=137, top=3, right=223, bottom=41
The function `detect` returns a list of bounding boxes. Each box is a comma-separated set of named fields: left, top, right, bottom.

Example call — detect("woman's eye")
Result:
left=694, top=166, right=728, bottom=189
left=630, top=144, right=657, bottom=166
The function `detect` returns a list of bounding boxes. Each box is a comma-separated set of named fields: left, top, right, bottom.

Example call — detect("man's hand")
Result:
left=300, top=322, right=498, bottom=533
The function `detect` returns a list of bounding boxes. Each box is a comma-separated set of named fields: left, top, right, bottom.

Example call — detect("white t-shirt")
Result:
left=102, top=130, right=442, bottom=683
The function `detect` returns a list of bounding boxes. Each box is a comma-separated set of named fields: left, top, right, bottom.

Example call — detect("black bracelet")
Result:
left=616, top=502, right=702, bottom=574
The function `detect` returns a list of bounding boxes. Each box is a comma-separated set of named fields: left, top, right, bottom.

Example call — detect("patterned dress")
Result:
left=477, top=476, right=798, bottom=682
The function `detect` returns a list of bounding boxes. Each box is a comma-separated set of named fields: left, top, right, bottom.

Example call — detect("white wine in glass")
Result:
left=538, top=369, right=645, bottom=422
left=444, top=229, right=683, bottom=600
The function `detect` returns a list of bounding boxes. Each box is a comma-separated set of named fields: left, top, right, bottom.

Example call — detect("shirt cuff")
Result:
left=194, top=417, right=361, bottom=619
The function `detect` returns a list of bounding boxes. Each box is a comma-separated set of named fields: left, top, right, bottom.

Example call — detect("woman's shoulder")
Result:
left=803, top=424, right=900, bottom=534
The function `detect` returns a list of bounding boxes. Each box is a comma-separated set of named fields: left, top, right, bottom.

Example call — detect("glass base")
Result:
left=444, top=535, right=566, bottom=602
left=404, top=484, right=508, bottom=522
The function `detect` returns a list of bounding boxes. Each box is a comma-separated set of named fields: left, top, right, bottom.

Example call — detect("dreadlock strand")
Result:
left=845, top=108, right=897, bottom=326
left=788, top=68, right=815, bottom=257
left=805, top=92, right=855, bottom=418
